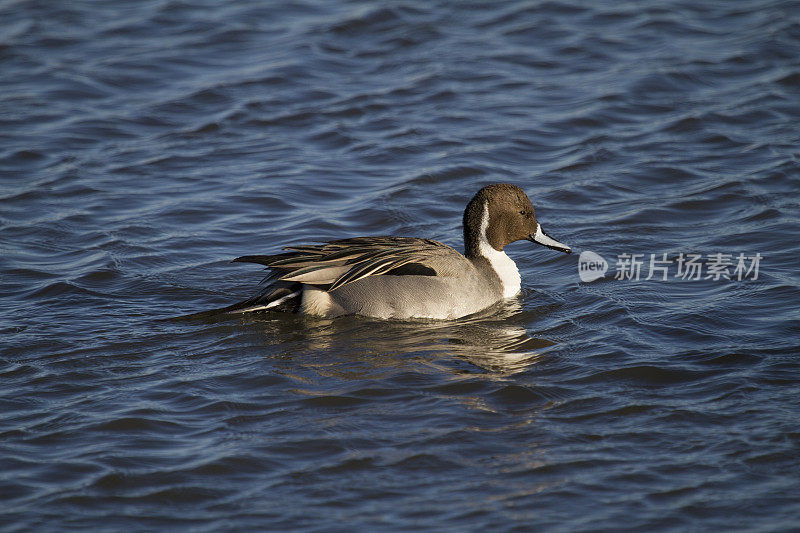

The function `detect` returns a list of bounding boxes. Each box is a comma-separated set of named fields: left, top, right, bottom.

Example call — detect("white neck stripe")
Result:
left=478, top=203, right=521, bottom=298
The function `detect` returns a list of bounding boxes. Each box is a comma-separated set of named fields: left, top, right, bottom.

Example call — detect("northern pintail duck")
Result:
left=221, top=184, right=571, bottom=320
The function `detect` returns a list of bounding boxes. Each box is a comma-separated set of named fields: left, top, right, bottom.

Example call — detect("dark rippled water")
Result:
left=3, top=0, right=800, bottom=530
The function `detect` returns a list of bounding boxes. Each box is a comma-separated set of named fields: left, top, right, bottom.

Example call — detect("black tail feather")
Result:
left=178, top=281, right=303, bottom=320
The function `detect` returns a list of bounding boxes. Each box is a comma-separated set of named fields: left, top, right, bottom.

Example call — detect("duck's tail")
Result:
left=221, top=283, right=303, bottom=314
left=178, top=281, right=303, bottom=320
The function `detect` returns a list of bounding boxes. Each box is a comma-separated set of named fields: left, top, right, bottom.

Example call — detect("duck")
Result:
left=219, top=183, right=571, bottom=320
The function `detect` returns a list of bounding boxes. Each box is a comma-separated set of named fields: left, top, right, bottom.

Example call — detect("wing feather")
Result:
left=234, top=237, right=465, bottom=291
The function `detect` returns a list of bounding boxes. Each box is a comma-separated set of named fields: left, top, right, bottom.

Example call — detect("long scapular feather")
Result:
left=328, top=255, right=420, bottom=290
left=281, top=265, right=350, bottom=284
left=233, top=237, right=453, bottom=292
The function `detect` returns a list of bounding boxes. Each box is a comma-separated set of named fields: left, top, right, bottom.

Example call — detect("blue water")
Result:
left=2, top=0, right=800, bottom=530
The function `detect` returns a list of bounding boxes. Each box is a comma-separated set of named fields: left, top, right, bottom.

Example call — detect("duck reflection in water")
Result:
left=236, top=298, right=555, bottom=374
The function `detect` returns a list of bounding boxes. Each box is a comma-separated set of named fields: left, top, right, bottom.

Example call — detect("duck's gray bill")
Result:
left=530, top=224, right=571, bottom=254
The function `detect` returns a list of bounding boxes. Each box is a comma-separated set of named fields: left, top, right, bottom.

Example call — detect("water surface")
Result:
left=2, top=0, right=800, bottom=530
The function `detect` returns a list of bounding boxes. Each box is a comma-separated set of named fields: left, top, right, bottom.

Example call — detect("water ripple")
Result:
left=2, top=0, right=799, bottom=530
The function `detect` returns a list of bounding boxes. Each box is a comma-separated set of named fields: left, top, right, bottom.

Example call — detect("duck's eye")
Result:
left=519, top=210, right=527, bottom=216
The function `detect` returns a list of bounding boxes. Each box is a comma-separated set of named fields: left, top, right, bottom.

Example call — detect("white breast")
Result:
left=478, top=203, right=521, bottom=298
